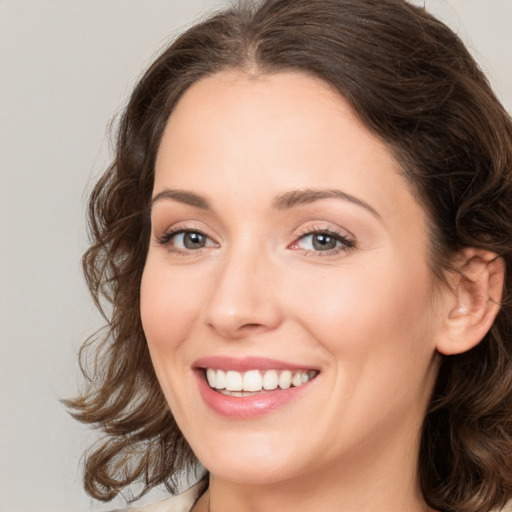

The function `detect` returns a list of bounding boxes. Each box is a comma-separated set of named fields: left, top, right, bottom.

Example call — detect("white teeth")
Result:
left=207, top=368, right=227, bottom=389
left=292, top=372, right=303, bottom=387
left=225, top=370, right=243, bottom=391
left=215, top=369, right=226, bottom=389
left=243, top=370, right=262, bottom=392
left=205, top=368, right=317, bottom=393
left=262, top=369, right=278, bottom=390
left=278, top=370, right=292, bottom=390
left=206, top=368, right=216, bottom=388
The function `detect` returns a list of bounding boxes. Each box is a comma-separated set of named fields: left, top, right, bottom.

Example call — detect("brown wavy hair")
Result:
left=66, top=0, right=512, bottom=510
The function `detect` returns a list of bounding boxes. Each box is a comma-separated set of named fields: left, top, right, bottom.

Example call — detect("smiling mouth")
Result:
left=204, top=368, right=319, bottom=396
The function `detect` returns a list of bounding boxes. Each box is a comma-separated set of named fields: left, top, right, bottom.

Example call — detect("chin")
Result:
left=205, top=459, right=302, bottom=486
left=190, top=432, right=308, bottom=485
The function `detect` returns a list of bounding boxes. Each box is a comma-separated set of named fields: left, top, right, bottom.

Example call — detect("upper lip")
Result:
left=193, top=355, right=319, bottom=372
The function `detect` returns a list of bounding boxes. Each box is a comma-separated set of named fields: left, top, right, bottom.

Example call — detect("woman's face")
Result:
left=141, top=71, right=444, bottom=486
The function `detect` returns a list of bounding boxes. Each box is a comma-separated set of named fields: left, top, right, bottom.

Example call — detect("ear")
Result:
left=436, top=248, right=505, bottom=356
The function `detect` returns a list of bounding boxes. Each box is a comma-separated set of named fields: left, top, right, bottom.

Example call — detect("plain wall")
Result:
left=1, top=1, right=511, bottom=511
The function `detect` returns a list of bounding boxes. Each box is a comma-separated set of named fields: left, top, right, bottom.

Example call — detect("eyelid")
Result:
left=157, top=227, right=210, bottom=244
left=154, top=218, right=215, bottom=240
left=153, top=219, right=356, bottom=257
left=288, top=225, right=356, bottom=256
left=155, top=222, right=220, bottom=254
left=295, top=225, right=353, bottom=240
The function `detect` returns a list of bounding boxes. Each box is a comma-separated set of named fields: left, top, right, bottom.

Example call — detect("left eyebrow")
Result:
left=150, top=189, right=211, bottom=210
left=273, top=188, right=381, bottom=219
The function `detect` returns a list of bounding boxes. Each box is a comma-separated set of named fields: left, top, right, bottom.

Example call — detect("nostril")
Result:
left=202, top=280, right=282, bottom=337
left=237, top=323, right=273, bottom=335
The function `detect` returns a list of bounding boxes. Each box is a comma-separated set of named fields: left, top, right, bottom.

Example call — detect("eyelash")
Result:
left=157, top=228, right=218, bottom=256
left=292, top=227, right=356, bottom=256
left=156, top=226, right=356, bottom=257
left=156, top=228, right=216, bottom=256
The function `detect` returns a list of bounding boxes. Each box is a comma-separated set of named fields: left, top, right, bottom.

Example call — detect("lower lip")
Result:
left=195, top=371, right=316, bottom=419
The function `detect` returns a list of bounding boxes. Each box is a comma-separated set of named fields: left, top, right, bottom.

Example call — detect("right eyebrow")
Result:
left=273, top=188, right=381, bottom=219
left=150, top=189, right=211, bottom=210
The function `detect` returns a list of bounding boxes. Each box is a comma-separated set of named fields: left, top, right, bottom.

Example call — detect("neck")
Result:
left=201, top=433, right=433, bottom=512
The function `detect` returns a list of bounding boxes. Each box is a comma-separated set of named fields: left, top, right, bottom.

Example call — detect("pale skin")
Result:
left=140, top=71, right=504, bottom=512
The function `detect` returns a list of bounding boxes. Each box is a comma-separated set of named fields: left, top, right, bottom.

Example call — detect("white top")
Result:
left=117, top=485, right=512, bottom=512
left=122, top=485, right=199, bottom=512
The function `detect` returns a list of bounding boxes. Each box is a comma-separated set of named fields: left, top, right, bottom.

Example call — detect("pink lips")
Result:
left=193, top=356, right=318, bottom=419
left=193, top=355, right=311, bottom=372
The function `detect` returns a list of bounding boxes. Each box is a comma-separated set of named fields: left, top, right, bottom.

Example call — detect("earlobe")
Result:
left=436, top=248, right=505, bottom=356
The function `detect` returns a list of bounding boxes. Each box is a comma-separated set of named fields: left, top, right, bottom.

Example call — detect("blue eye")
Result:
left=175, top=231, right=208, bottom=249
left=158, top=229, right=217, bottom=252
left=295, top=230, right=355, bottom=253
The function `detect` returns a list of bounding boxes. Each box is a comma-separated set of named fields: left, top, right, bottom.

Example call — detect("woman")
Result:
left=67, top=0, right=512, bottom=511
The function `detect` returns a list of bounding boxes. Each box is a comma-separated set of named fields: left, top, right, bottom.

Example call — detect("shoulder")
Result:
left=117, top=484, right=199, bottom=512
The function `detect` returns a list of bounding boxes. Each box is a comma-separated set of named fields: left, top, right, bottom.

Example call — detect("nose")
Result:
left=201, top=248, right=282, bottom=339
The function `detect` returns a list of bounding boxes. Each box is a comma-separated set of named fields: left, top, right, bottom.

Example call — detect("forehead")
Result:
left=154, top=71, right=426, bottom=231
left=159, top=70, right=370, bottom=155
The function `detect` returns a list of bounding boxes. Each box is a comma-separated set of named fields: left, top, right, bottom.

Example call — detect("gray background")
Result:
left=1, top=1, right=511, bottom=511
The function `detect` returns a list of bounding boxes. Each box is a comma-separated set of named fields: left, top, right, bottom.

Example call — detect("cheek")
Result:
left=290, top=255, right=436, bottom=363
left=294, top=258, right=438, bottom=432
left=140, top=260, right=208, bottom=421
left=140, top=260, right=202, bottom=353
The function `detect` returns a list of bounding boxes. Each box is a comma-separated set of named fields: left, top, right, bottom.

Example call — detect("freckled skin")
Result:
left=141, top=71, right=442, bottom=512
